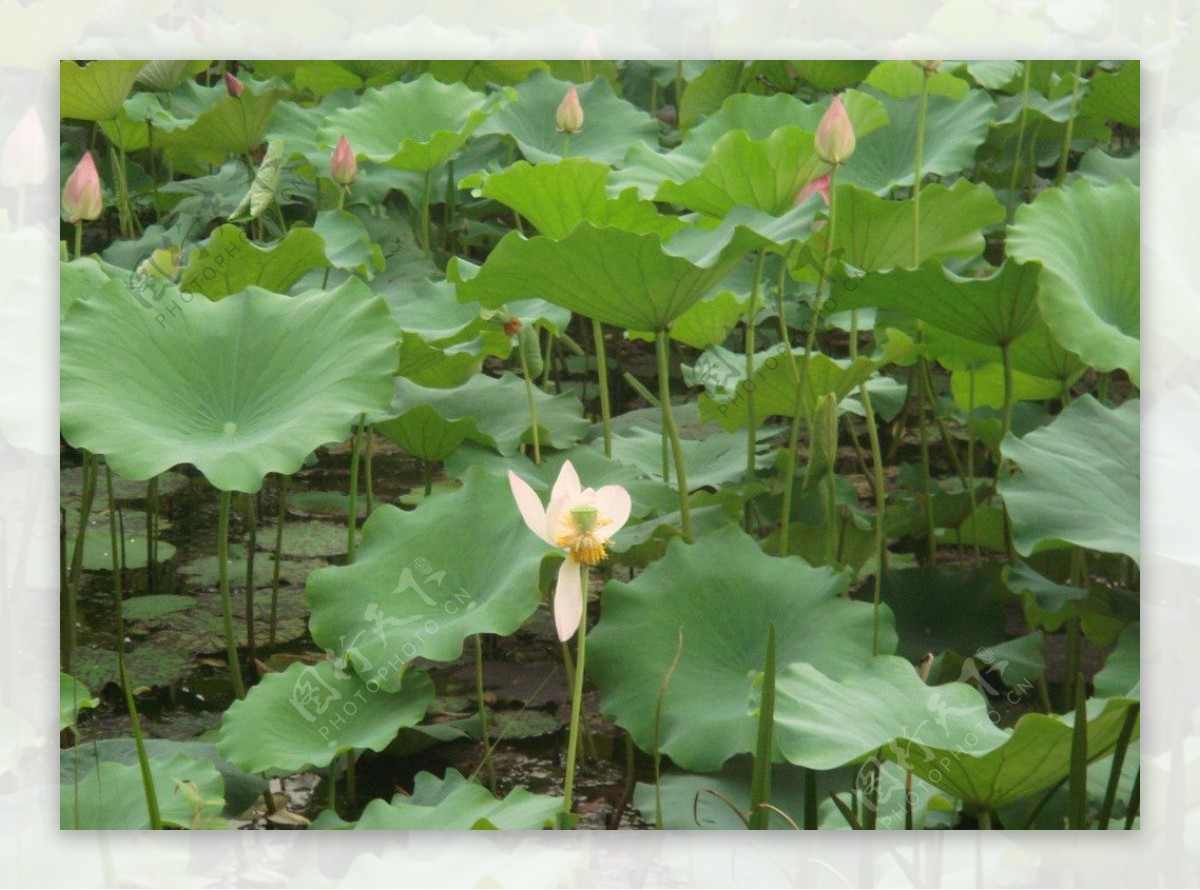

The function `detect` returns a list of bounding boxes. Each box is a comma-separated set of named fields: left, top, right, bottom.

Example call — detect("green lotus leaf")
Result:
left=635, top=760, right=821, bottom=830
left=64, top=531, right=176, bottom=571
left=929, top=321, right=1086, bottom=390
left=589, top=526, right=892, bottom=771
left=840, top=88, right=996, bottom=194
left=135, top=60, right=204, bottom=93
left=1094, top=622, right=1139, bottom=699
left=428, top=60, right=550, bottom=90
left=60, top=674, right=99, bottom=732
left=458, top=204, right=817, bottom=332
left=312, top=769, right=561, bottom=829
left=877, top=568, right=1007, bottom=661
left=307, top=468, right=549, bottom=690
left=824, top=180, right=1004, bottom=272
left=71, top=643, right=194, bottom=691
left=791, top=61, right=876, bottom=90
left=62, top=751, right=225, bottom=829
left=258, top=521, right=347, bottom=558
left=656, top=126, right=826, bottom=217
left=180, top=225, right=329, bottom=298
left=60, top=277, right=399, bottom=493
left=1007, top=179, right=1140, bottom=385
left=1081, top=61, right=1139, bottom=129
left=394, top=332, right=488, bottom=388
left=60, top=257, right=113, bottom=321
left=317, top=73, right=505, bottom=171
left=478, top=72, right=659, bottom=165
left=865, top=61, right=970, bottom=100
left=313, top=210, right=384, bottom=278
left=374, top=373, right=589, bottom=459
left=603, top=426, right=778, bottom=492
left=1073, top=148, right=1140, bottom=187
left=121, top=594, right=197, bottom=622
left=963, top=60, right=1023, bottom=90
left=157, top=79, right=281, bottom=171
left=60, top=60, right=147, bottom=122
left=216, top=661, right=434, bottom=774
left=949, top=363, right=1062, bottom=410
left=629, top=288, right=748, bottom=350
left=774, top=656, right=1003, bottom=770
left=468, top=158, right=681, bottom=239
left=999, top=395, right=1139, bottom=563
left=885, top=697, right=1140, bottom=810
left=835, top=260, right=1041, bottom=347
left=697, top=348, right=879, bottom=431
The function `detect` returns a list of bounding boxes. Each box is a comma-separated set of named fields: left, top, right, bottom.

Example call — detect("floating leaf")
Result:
left=61, top=278, right=398, bottom=493
left=999, top=395, right=1139, bottom=563
left=307, top=468, right=550, bottom=691
left=122, top=594, right=197, bottom=622
left=589, top=526, right=891, bottom=771
left=72, top=644, right=194, bottom=691
left=1007, top=179, right=1140, bottom=384
left=217, top=661, right=433, bottom=774
left=258, top=521, right=347, bottom=558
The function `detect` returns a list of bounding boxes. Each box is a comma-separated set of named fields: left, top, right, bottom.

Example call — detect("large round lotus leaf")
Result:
left=157, top=79, right=281, bottom=171
left=885, top=696, right=1140, bottom=810
left=1081, top=61, right=1139, bottom=129
left=835, top=260, right=1041, bottom=348
left=62, top=751, right=225, bottom=829
left=999, top=395, right=1139, bottom=563
left=823, top=180, right=1005, bottom=272
left=840, top=88, right=996, bottom=194
left=477, top=72, right=659, bottom=165
left=588, top=525, right=893, bottom=772
left=603, top=426, right=777, bottom=492
left=60, top=674, right=99, bottom=732
left=312, top=768, right=561, bottom=830
left=60, top=277, right=399, bottom=493
left=469, top=158, right=681, bottom=240
left=313, top=210, right=384, bottom=278
left=258, top=521, right=347, bottom=558
left=317, top=73, right=505, bottom=171
left=865, top=61, right=971, bottom=100
left=457, top=206, right=817, bottom=332
left=628, top=289, right=748, bottom=350
left=1093, top=622, right=1139, bottom=699
left=1007, top=179, right=1140, bottom=385
left=65, top=531, right=176, bottom=571
left=307, top=468, right=549, bottom=691
left=216, top=661, right=434, bottom=774
left=774, top=656, right=1002, bottom=771
left=179, top=225, right=329, bottom=299
left=374, top=373, right=589, bottom=460
left=60, top=60, right=147, bottom=121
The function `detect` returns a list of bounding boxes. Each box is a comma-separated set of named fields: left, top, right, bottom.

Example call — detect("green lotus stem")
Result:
left=562, top=133, right=571, bottom=159
left=336, top=185, right=345, bottom=212
left=1067, top=672, right=1088, bottom=828
left=364, top=426, right=375, bottom=515
left=861, top=758, right=879, bottom=830
left=1056, top=60, right=1085, bottom=185
left=1007, top=61, right=1033, bottom=222
left=921, top=360, right=968, bottom=488
left=347, top=415, right=365, bottom=562
left=803, top=768, right=818, bottom=829
left=474, top=634, right=497, bottom=793
left=268, top=474, right=287, bottom=649
left=1097, top=702, right=1139, bottom=830
left=858, top=382, right=888, bottom=656
left=748, top=623, right=776, bottom=831
left=1124, top=770, right=1140, bottom=829
left=517, top=343, right=542, bottom=464
left=540, top=330, right=555, bottom=390
left=776, top=247, right=796, bottom=352
left=217, top=490, right=246, bottom=699
left=744, top=250, right=766, bottom=523
left=243, top=495, right=257, bottom=666
left=911, top=67, right=930, bottom=267
left=653, top=628, right=684, bottom=831
left=443, top=159, right=457, bottom=253
left=344, top=750, right=356, bottom=804
left=73, top=221, right=83, bottom=260
left=966, top=369, right=982, bottom=560
left=145, top=475, right=158, bottom=592
left=561, top=563, right=590, bottom=821
left=327, top=764, right=337, bottom=812
left=781, top=169, right=840, bottom=555
left=916, top=360, right=937, bottom=563
left=65, top=450, right=99, bottom=669
left=656, top=331, right=691, bottom=539
left=674, top=61, right=685, bottom=132
left=592, top=319, right=613, bottom=458
left=1098, top=372, right=1110, bottom=404
left=107, top=464, right=161, bottom=830
left=978, top=809, right=993, bottom=829
left=423, top=460, right=433, bottom=496
left=421, top=168, right=433, bottom=258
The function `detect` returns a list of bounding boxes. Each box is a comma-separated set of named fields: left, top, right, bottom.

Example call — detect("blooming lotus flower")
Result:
left=2, top=107, right=48, bottom=188
left=794, top=172, right=831, bottom=206
left=62, top=152, right=102, bottom=223
left=330, top=135, right=357, bottom=188
left=556, top=85, right=584, bottom=135
left=508, top=461, right=631, bottom=641
left=814, top=94, right=855, bottom=166
left=223, top=71, right=244, bottom=99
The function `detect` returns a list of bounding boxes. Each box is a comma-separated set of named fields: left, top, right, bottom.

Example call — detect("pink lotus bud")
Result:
left=62, top=151, right=102, bottom=223
left=223, top=71, right=244, bottom=99
left=330, top=135, right=357, bottom=188
left=814, top=94, right=856, bottom=166
left=2, top=107, right=48, bottom=187
left=556, top=85, right=583, bottom=135
left=794, top=172, right=831, bottom=206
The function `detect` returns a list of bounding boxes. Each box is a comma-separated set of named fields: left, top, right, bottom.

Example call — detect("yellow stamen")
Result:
left=555, top=510, right=612, bottom=566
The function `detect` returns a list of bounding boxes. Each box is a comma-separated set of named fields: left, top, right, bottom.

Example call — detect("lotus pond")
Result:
left=57, top=59, right=1139, bottom=831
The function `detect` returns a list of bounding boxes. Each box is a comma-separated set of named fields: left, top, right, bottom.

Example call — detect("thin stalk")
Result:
left=107, top=465, right=161, bottom=829
left=561, top=564, right=590, bottom=821
left=911, top=67, right=931, bottom=267
left=327, top=765, right=337, bottom=812
left=423, top=461, right=433, bottom=497
left=674, top=61, right=685, bottom=132
left=592, top=319, right=612, bottom=457
left=517, top=344, right=542, bottom=464
left=73, top=222, right=83, bottom=260
left=1097, top=703, right=1139, bottom=830
left=243, top=495, right=257, bottom=668
left=336, top=185, right=345, bottom=211
left=474, top=634, right=497, bottom=793
left=1007, top=61, right=1033, bottom=222
left=540, top=330, right=555, bottom=390
left=1068, top=672, right=1089, bottom=829
left=364, top=426, right=375, bottom=516
left=748, top=623, right=777, bottom=830
left=966, top=368, right=982, bottom=560
left=344, top=751, right=355, bottom=805
left=654, top=628, right=685, bottom=830
left=916, top=359, right=938, bottom=562
left=268, top=474, right=287, bottom=649
left=216, top=490, right=246, bottom=699
left=443, top=159, right=457, bottom=253
left=421, top=169, right=433, bottom=258
left=803, top=768, right=818, bottom=829
left=861, top=759, right=879, bottom=830
left=145, top=475, right=158, bottom=592
left=1097, top=372, right=1110, bottom=404
left=921, top=359, right=968, bottom=487
left=346, top=415, right=365, bottom=563
left=998, top=342, right=1018, bottom=562
left=1055, top=60, right=1085, bottom=185
left=1064, top=615, right=1082, bottom=712
left=1124, top=771, right=1140, bottom=829
left=744, top=251, right=767, bottom=505
left=65, top=451, right=99, bottom=668
left=978, top=809, right=993, bottom=829
left=860, top=383, right=888, bottom=655
left=656, top=331, right=691, bottom=538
